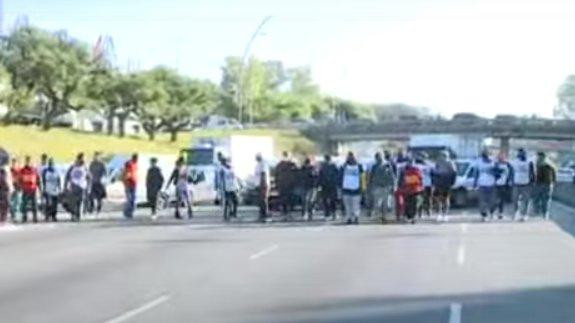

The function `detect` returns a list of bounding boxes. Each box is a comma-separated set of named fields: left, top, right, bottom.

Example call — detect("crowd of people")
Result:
left=251, top=147, right=557, bottom=224
left=0, top=146, right=558, bottom=225
left=0, top=152, right=108, bottom=223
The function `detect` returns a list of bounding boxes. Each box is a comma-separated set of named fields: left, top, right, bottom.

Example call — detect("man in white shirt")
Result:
left=473, top=149, right=497, bottom=221
left=511, top=148, right=535, bottom=221
left=254, top=153, right=270, bottom=222
left=42, top=158, right=61, bottom=222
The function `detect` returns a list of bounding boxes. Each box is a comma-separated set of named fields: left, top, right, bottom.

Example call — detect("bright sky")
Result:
left=6, top=0, right=575, bottom=117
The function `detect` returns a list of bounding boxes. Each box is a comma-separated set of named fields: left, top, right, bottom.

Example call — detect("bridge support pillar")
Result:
left=500, top=137, right=510, bottom=156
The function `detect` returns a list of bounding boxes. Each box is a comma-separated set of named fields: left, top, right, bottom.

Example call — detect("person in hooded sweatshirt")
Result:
left=493, top=152, right=514, bottom=219
left=399, top=157, right=423, bottom=224
left=511, top=148, right=535, bottom=221
left=300, top=157, right=318, bottom=221
left=340, top=152, right=364, bottom=225
left=432, top=151, right=457, bottom=222
left=473, top=149, right=497, bottom=221
left=366, top=151, right=396, bottom=222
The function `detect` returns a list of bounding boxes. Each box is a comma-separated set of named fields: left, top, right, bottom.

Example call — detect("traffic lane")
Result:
left=0, top=209, right=574, bottom=323
left=0, top=222, right=269, bottom=323
left=136, top=223, right=469, bottom=323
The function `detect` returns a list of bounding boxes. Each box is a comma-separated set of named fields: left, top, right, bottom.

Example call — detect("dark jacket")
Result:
left=275, top=160, right=297, bottom=191
left=318, top=162, right=339, bottom=189
left=300, top=164, right=318, bottom=190
left=536, top=162, right=556, bottom=185
left=146, top=166, right=164, bottom=196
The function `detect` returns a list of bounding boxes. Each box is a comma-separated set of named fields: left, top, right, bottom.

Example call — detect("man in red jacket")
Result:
left=123, top=154, right=138, bottom=219
left=19, top=156, right=40, bottom=223
left=399, top=158, right=423, bottom=224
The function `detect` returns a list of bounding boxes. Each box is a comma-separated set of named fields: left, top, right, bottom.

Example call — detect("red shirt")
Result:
left=123, top=160, right=138, bottom=189
left=10, top=166, right=21, bottom=189
left=19, top=166, right=40, bottom=195
left=401, top=166, right=423, bottom=195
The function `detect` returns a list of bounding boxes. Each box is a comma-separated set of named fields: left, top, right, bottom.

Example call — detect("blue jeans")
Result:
left=123, top=186, right=136, bottom=218
left=478, top=186, right=495, bottom=216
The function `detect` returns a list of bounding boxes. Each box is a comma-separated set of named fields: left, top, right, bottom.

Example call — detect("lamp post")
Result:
left=237, top=15, right=272, bottom=125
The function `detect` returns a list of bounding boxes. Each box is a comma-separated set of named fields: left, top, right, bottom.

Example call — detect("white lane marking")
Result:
left=457, top=245, right=465, bottom=266
left=104, top=294, right=170, bottom=323
left=449, top=303, right=462, bottom=323
left=460, top=223, right=468, bottom=233
left=249, top=244, right=279, bottom=260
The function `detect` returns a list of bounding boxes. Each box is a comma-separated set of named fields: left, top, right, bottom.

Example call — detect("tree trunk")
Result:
left=148, top=131, right=156, bottom=141
left=118, top=114, right=127, bottom=138
left=106, top=109, right=115, bottom=136
left=170, top=129, right=178, bottom=142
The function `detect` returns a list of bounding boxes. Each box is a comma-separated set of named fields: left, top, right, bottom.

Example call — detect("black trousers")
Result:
left=405, top=193, right=421, bottom=220
left=321, top=187, right=338, bottom=218
left=258, top=187, right=269, bottom=220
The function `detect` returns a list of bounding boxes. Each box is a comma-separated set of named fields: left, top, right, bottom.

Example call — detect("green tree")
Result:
left=0, top=26, right=93, bottom=130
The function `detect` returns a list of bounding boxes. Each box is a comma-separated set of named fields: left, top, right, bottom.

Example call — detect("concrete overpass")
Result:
left=305, top=119, right=575, bottom=154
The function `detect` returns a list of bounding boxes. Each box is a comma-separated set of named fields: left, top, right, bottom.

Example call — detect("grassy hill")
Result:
left=0, top=125, right=316, bottom=162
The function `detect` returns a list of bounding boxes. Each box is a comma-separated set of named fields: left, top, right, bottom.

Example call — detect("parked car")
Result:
left=557, top=167, right=575, bottom=183
left=451, top=159, right=478, bottom=207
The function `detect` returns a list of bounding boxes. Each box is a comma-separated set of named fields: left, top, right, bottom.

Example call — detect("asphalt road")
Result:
left=1, top=204, right=575, bottom=323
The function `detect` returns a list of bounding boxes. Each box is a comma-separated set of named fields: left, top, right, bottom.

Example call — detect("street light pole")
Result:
left=237, top=15, right=272, bottom=125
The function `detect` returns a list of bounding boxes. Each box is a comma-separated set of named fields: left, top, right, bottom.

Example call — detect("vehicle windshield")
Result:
left=182, top=149, right=213, bottom=166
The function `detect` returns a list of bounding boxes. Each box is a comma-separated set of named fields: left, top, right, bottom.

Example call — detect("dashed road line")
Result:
left=449, top=302, right=462, bottom=323
left=457, top=245, right=466, bottom=266
left=104, top=294, right=171, bottom=323
left=249, top=244, right=279, bottom=260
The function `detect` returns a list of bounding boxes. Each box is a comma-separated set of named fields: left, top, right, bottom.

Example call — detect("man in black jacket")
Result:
left=318, top=155, right=339, bottom=220
left=146, top=158, right=164, bottom=217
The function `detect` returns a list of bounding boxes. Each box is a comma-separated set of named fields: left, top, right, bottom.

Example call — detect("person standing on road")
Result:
left=146, top=157, right=164, bottom=217
left=275, top=151, right=297, bottom=220
left=221, top=157, right=241, bottom=221
left=9, top=158, right=21, bottom=222
left=122, top=154, right=138, bottom=219
left=533, top=152, right=556, bottom=220
left=65, top=153, right=90, bottom=222
left=19, top=156, right=40, bottom=223
left=414, top=153, right=433, bottom=218
left=511, top=148, right=535, bottom=221
left=432, top=151, right=457, bottom=222
left=300, top=157, right=318, bottom=221
left=0, top=163, right=11, bottom=224
left=366, top=152, right=396, bottom=222
left=474, top=149, right=497, bottom=221
left=88, top=152, right=107, bottom=214
left=254, top=153, right=270, bottom=222
left=394, top=149, right=409, bottom=221
left=318, top=155, right=339, bottom=220
left=340, top=152, right=364, bottom=225
left=398, top=157, right=423, bottom=224
left=214, top=152, right=226, bottom=206
left=42, top=158, right=61, bottom=222
left=38, top=153, right=49, bottom=217
left=166, top=157, right=195, bottom=220
left=493, top=152, right=514, bottom=219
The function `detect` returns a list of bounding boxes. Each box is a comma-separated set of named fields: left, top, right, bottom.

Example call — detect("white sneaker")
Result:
left=544, top=214, right=550, bottom=221
left=443, top=215, right=449, bottom=222
left=436, top=215, right=443, bottom=222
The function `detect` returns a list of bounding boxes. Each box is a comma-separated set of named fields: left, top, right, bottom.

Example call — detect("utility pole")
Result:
left=237, top=15, right=272, bottom=125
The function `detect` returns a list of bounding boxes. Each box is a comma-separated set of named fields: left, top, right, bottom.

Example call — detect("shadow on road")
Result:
left=251, top=284, right=575, bottom=323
